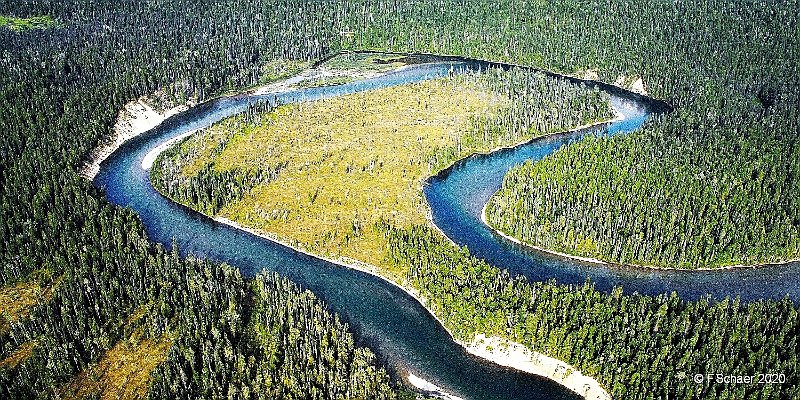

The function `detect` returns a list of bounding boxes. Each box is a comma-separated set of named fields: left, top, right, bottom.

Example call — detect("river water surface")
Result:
left=425, top=95, right=800, bottom=302
left=94, top=58, right=799, bottom=400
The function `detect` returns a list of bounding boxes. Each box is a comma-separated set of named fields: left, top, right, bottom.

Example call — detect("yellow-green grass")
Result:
left=59, top=327, right=173, bottom=400
left=0, top=280, right=45, bottom=323
left=0, top=273, right=58, bottom=336
left=0, top=272, right=60, bottom=369
left=177, top=78, right=509, bottom=279
left=0, top=341, right=36, bottom=370
left=0, top=15, right=56, bottom=31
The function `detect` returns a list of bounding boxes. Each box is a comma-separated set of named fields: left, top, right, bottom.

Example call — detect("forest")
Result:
left=384, top=224, right=799, bottom=399
left=0, top=0, right=797, bottom=398
left=0, top=0, right=399, bottom=398
left=486, top=109, right=800, bottom=268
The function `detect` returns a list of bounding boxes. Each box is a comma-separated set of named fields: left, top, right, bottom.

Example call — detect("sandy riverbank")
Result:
left=406, top=373, right=465, bottom=400
left=79, top=97, right=196, bottom=180
left=614, top=75, right=648, bottom=96
left=141, top=130, right=197, bottom=170
left=88, top=54, right=424, bottom=180
left=465, top=335, right=610, bottom=400
left=79, top=66, right=349, bottom=181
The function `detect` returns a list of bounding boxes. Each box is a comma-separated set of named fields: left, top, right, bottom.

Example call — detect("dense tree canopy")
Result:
left=487, top=106, right=800, bottom=268
left=385, top=224, right=800, bottom=399
left=0, top=1, right=396, bottom=398
left=0, top=0, right=798, bottom=398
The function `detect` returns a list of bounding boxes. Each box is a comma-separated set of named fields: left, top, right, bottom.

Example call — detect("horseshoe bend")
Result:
left=2, top=2, right=799, bottom=400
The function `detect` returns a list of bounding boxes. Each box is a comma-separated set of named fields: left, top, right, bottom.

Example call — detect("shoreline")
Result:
left=209, top=217, right=610, bottom=400
left=141, top=130, right=198, bottom=170
left=79, top=62, right=375, bottom=181
left=427, top=103, right=626, bottom=182
left=84, top=56, right=435, bottom=182
left=473, top=98, right=800, bottom=273
left=406, top=373, right=465, bottom=400
left=79, top=97, right=196, bottom=180
left=93, top=56, right=658, bottom=400
left=480, top=192, right=800, bottom=272
left=421, top=102, right=626, bottom=250
left=464, top=335, right=610, bottom=400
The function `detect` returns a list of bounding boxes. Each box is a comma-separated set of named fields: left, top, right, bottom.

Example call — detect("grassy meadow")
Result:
left=154, top=61, right=613, bottom=281
left=178, top=77, right=507, bottom=278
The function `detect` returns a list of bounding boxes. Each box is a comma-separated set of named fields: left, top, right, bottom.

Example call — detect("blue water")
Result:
left=95, top=62, right=582, bottom=400
left=93, top=59, right=799, bottom=400
left=425, top=98, right=800, bottom=302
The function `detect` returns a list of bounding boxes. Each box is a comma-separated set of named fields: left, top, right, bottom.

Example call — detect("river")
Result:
left=93, top=57, right=798, bottom=400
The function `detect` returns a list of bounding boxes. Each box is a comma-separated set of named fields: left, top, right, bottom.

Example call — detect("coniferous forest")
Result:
left=0, top=1, right=397, bottom=398
left=384, top=224, right=799, bottom=399
left=1, top=0, right=798, bottom=399
left=486, top=111, right=800, bottom=268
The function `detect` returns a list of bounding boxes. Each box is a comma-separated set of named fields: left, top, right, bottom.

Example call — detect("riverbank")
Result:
left=406, top=373, right=465, bottom=400
left=427, top=101, right=625, bottom=184
left=79, top=96, right=195, bottom=180
left=465, top=335, right=610, bottom=400
left=481, top=200, right=800, bottom=272
left=81, top=55, right=412, bottom=181
left=208, top=218, right=610, bottom=400
left=474, top=99, right=800, bottom=273
left=207, top=217, right=468, bottom=400
left=142, top=131, right=609, bottom=399
left=480, top=201, right=608, bottom=266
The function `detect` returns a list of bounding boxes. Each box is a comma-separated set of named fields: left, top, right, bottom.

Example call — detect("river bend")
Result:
left=94, top=58, right=798, bottom=400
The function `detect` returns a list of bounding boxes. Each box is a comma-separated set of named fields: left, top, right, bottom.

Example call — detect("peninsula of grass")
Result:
left=151, top=62, right=613, bottom=281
